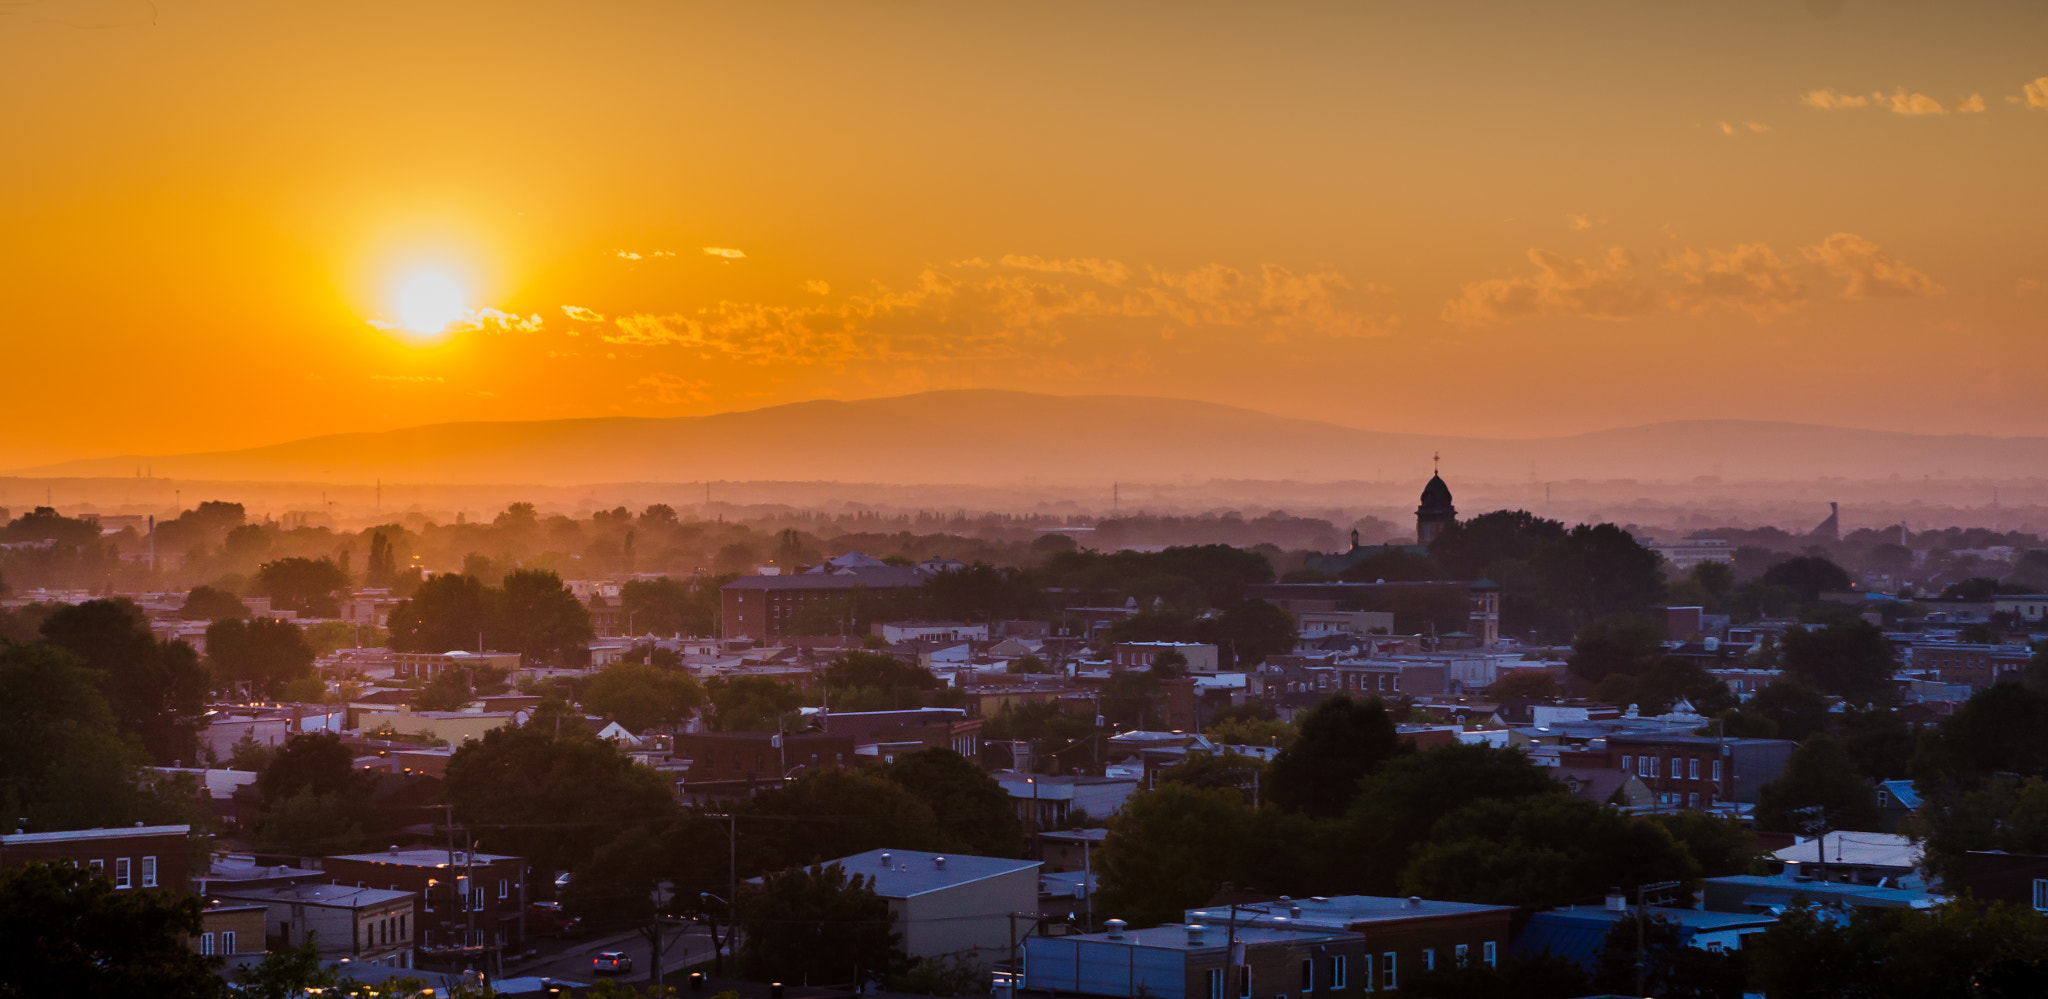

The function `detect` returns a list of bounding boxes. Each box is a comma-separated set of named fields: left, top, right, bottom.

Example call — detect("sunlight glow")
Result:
left=392, top=270, right=471, bottom=336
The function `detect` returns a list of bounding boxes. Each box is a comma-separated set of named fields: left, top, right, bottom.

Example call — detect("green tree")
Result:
left=1199, top=599, right=1298, bottom=668
left=254, top=556, right=351, bottom=616
left=1745, top=679, right=1831, bottom=742
left=494, top=568, right=595, bottom=664
left=1761, top=555, right=1854, bottom=604
left=581, top=662, right=704, bottom=734
left=1096, top=783, right=1255, bottom=928
left=0, top=861, right=226, bottom=998
left=1489, top=671, right=1558, bottom=700
left=178, top=584, right=247, bottom=621
left=40, top=599, right=210, bottom=765
left=443, top=724, right=679, bottom=877
left=1782, top=619, right=1896, bottom=706
left=737, top=863, right=908, bottom=988
left=1265, top=695, right=1404, bottom=817
left=1590, top=913, right=1747, bottom=999
left=1748, top=900, right=2048, bottom=999
left=0, top=642, right=195, bottom=832
left=205, top=616, right=316, bottom=698
left=1533, top=523, right=1666, bottom=630
left=881, top=747, right=1024, bottom=857
left=1756, top=734, right=1882, bottom=833
left=1566, top=616, right=1665, bottom=684
left=386, top=573, right=494, bottom=654
left=1345, top=743, right=1563, bottom=894
left=1400, top=795, right=1700, bottom=909
left=738, top=770, right=943, bottom=869
left=235, top=941, right=339, bottom=999
left=1839, top=707, right=1915, bottom=781
left=1648, top=811, right=1759, bottom=877
left=704, top=675, right=804, bottom=731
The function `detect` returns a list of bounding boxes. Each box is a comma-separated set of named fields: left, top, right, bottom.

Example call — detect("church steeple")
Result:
left=1416, top=456, right=1457, bottom=545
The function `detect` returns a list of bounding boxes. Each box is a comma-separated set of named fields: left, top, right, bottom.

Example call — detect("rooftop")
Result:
left=2, top=824, right=190, bottom=846
left=1772, top=832, right=1920, bottom=870
left=326, top=849, right=521, bottom=869
left=211, top=883, right=414, bottom=908
left=1188, top=894, right=1512, bottom=930
left=824, top=848, right=1039, bottom=898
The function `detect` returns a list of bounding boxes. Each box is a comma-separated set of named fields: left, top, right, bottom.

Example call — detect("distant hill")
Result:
left=14, top=390, right=2048, bottom=486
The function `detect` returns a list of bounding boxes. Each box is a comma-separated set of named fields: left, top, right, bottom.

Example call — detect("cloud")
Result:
left=1743, top=121, right=1769, bottom=132
left=370, top=374, right=445, bottom=384
left=1442, top=247, right=1661, bottom=325
left=1447, top=233, right=1939, bottom=325
left=600, top=257, right=1386, bottom=361
left=805, top=280, right=831, bottom=295
left=1668, top=243, right=1809, bottom=321
left=1568, top=215, right=1593, bottom=231
left=1717, top=121, right=1737, bottom=135
left=1716, top=120, right=1768, bottom=135
left=2026, top=78, right=2048, bottom=109
left=1957, top=94, right=1987, bottom=113
left=561, top=305, right=606, bottom=322
left=635, top=373, right=709, bottom=404
left=997, top=255, right=1131, bottom=285
left=1802, top=233, right=1944, bottom=298
left=703, top=247, right=746, bottom=259
left=1801, top=88, right=1869, bottom=109
left=610, top=250, right=675, bottom=260
left=1883, top=89, right=1946, bottom=115
left=455, top=309, right=543, bottom=333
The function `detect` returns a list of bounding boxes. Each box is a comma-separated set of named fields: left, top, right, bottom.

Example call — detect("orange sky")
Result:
left=3, top=0, right=2046, bottom=468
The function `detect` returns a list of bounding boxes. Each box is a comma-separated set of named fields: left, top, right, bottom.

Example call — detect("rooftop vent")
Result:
left=1604, top=889, right=1626, bottom=913
left=1187, top=924, right=1206, bottom=945
left=934, top=856, right=947, bottom=871
left=1105, top=919, right=1127, bottom=939
left=1289, top=904, right=1302, bottom=918
left=880, top=853, right=892, bottom=867
left=1406, top=896, right=1423, bottom=909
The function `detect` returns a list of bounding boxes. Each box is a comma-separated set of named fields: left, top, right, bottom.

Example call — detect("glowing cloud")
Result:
left=1957, top=94, right=1987, bottom=114
left=1802, top=233, right=1944, bottom=298
left=1442, top=247, right=1660, bottom=325
left=610, top=250, right=676, bottom=260
left=2025, top=78, right=2048, bottom=109
left=703, top=247, right=747, bottom=259
left=562, top=305, right=606, bottom=322
left=1801, top=88, right=1869, bottom=109
left=1883, top=89, right=1946, bottom=115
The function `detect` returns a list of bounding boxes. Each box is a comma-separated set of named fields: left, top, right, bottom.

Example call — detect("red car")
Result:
left=525, top=901, right=585, bottom=938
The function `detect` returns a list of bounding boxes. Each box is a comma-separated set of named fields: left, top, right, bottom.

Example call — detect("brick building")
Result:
left=321, top=848, right=527, bottom=960
left=720, top=561, right=930, bottom=643
left=1907, top=643, right=2031, bottom=690
left=0, top=824, right=191, bottom=892
left=1187, top=895, right=1514, bottom=992
left=1607, top=734, right=1796, bottom=809
left=676, top=730, right=857, bottom=781
left=1025, top=922, right=1365, bottom=999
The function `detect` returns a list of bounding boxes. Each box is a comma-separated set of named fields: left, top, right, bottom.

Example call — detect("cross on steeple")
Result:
left=1433, top=451, right=1441, bottom=475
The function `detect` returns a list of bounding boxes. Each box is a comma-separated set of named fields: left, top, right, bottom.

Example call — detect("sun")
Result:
left=391, top=270, right=471, bottom=336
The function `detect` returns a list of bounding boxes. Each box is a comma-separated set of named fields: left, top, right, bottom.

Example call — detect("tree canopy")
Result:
left=205, top=616, right=316, bottom=698
left=1265, top=695, right=1404, bottom=817
left=39, top=599, right=209, bottom=765
left=0, top=861, right=226, bottom=999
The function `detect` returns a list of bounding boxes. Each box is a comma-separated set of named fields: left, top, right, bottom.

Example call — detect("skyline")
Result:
left=5, top=1, right=2047, bottom=468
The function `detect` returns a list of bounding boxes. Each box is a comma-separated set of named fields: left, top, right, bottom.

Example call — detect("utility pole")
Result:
left=1633, top=879, right=1685, bottom=996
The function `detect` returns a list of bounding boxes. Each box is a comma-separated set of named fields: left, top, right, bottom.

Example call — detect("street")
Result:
left=509, top=924, right=726, bottom=986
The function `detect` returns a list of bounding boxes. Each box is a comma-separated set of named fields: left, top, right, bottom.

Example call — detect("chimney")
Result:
left=933, top=856, right=947, bottom=871
left=1105, top=919, right=1127, bottom=939
left=880, top=853, right=891, bottom=868
left=1186, top=924, right=1206, bottom=945
left=1604, top=889, right=1626, bottom=913
left=1288, top=904, right=1301, bottom=918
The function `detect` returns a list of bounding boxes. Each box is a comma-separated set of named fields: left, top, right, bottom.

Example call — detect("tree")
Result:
left=1266, top=695, right=1404, bottom=817
left=1590, top=913, right=1747, bottom=999
left=619, top=576, right=704, bottom=636
left=581, top=662, right=703, bottom=734
left=1648, top=811, right=1758, bottom=877
left=257, top=732, right=363, bottom=803
left=704, top=676, right=804, bottom=732
left=1782, top=620, right=1896, bottom=705
left=494, top=568, right=595, bottom=664
left=1748, top=900, right=2048, bottom=999
left=0, top=642, right=196, bottom=832
left=737, top=863, right=908, bottom=989
left=881, top=748, right=1024, bottom=857
left=1745, top=680, right=1831, bottom=742
left=387, top=573, right=493, bottom=653
left=1566, top=616, right=1664, bottom=684
left=1199, top=599, right=1298, bottom=668
left=363, top=530, right=399, bottom=587
left=206, top=617, right=316, bottom=698
left=1756, top=734, right=1882, bottom=833
left=1403, top=949, right=1590, bottom=999
left=254, top=557, right=350, bottom=616
left=1761, top=555, right=1853, bottom=605
left=443, top=725, right=679, bottom=877
left=1533, top=523, right=1666, bottom=630
left=0, top=861, right=226, bottom=998
left=1489, top=671, right=1558, bottom=700
left=178, top=584, right=247, bottom=621
left=1399, top=795, right=1700, bottom=909
left=1096, top=783, right=1256, bottom=928
left=1839, top=707, right=1915, bottom=781
left=235, top=941, right=340, bottom=999
left=1429, top=509, right=1568, bottom=578
left=40, top=598, right=210, bottom=765
left=738, top=770, right=944, bottom=869
left=1345, top=743, right=1563, bottom=894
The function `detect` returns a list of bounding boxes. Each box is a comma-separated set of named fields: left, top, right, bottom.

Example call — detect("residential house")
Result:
left=823, top=849, right=1040, bottom=970
left=1186, top=895, right=1514, bottom=990
left=321, top=848, right=528, bottom=958
left=209, top=883, right=418, bottom=967
left=1607, top=734, right=1796, bottom=808
left=994, top=772, right=1140, bottom=833
left=0, top=824, right=190, bottom=892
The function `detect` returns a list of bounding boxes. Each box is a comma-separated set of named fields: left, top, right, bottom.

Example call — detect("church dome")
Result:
left=1419, top=473, right=1454, bottom=511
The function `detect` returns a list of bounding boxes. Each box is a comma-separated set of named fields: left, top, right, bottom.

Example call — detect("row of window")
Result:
left=85, top=855, right=159, bottom=889
left=361, top=913, right=409, bottom=949
left=1203, top=943, right=1498, bottom=997
left=417, top=877, right=512, bottom=913
left=1622, top=755, right=1722, bottom=783
left=197, top=931, right=237, bottom=956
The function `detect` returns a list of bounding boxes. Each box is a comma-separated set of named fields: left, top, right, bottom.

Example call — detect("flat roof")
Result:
left=212, top=883, right=414, bottom=908
left=1060, top=925, right=1356, bottom=951
left=327, top=849, right=521, bottom=868
left=2, top=824, right=190, bottom=846
left=1189, top=894, right=1513, bottom=929
left=824, top=848, right=1039, bottom=899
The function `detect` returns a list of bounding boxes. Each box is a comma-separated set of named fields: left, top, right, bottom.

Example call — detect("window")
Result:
left=1482, top=942, right=1496, bottom=967
left=1688, top=758, right=1700, bottom=780
left=221, top=931, right=236, bottom=954
left=1361, top=955, right=1373, bottom=992
left=114, top=858, right=131, bottom=889
left=2034, top=879, right=2048, bottom=911
left=400, top=915, right=407, bottom=939
left=498, top=878, right=509, bottom=899
left=141, top=856, right=158, bottom=888
left=1330, top=956, right=1347, bottom=990
left=1422, top=949, right=1434, bottom=972
left=88, top=858, right=104, bottom=876
left=200, top=932, right=215, bottom=956
left=1382, top=952, right=1396, bottom=990
left=1301, top=958, right=1313, bottom=991
left=1620, top=755, right=1632, bottom=772
left=1712, top=760, right=1723, bottom=783
left=1206, top=968, right=1224, bottom=999
left=425, top=880, right=437, bottom=912
left=1238, top=965, right=1251, bottom=999
left=471, top=887, right=484, bottom=911
left=1454, top=944, right=1468, bottom=967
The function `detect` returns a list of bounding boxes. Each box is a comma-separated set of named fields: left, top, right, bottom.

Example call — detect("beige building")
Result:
left=353, top=705, right=529, bottom=744
left=210, top=883, right=418, bottom=968
left=824, top=849, right=1040, bottom=970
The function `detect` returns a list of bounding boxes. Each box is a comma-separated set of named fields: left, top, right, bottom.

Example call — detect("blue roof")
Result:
left=1512, top=907, right=1777, bottom=971
left=1880, top=780, right=1922, bottom=810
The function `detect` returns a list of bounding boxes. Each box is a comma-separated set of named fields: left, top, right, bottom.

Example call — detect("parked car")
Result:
left=593, top=951, right=633, bottom=976
left=525, top=901, right=585, bottom=938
